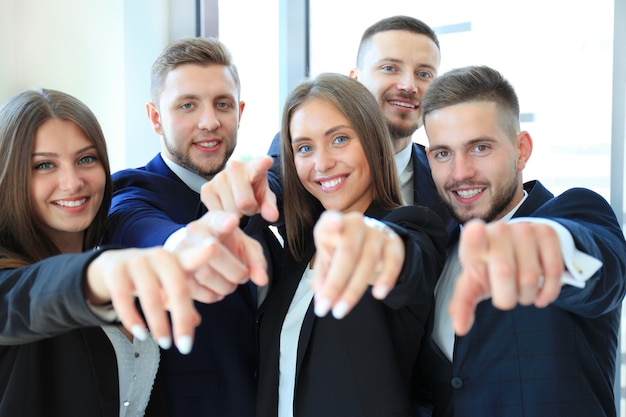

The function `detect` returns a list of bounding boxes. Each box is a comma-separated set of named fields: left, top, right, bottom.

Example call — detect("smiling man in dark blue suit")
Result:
left=104, top=38, right=259, bottom=417
left=415, top=65, right=626, bottom=417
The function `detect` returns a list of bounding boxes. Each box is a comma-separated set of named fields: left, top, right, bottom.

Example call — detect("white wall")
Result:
left=0, top=0, right=197, bottom=173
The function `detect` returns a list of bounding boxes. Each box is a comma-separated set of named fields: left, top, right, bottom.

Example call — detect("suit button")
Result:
left=451, top=376, right=464, bottom=389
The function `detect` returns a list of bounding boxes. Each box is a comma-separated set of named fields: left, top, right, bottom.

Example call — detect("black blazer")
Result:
left=256, top=203, right=447, bottom=417
left=413, top=181, right=626, bottom=417
left=0, top=250, right=168, bottom=417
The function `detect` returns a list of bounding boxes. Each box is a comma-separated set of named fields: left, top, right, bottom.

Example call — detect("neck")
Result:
left=393, top=137, right=412, bottom=154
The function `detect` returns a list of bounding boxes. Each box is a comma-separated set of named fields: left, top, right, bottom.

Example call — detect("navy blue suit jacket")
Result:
left=413, top=180, right=626, bottom=417
left=104, top=154, right=258, bottom=417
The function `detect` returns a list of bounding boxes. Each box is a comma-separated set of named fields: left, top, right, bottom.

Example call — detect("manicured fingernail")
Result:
left=314, top=297, right=331, bottom=317
left=332, top=301, right=349, bottom=319
left=176, top=335, right=193, bottom=355
left=158, top=337, right=172, bottom=350
left=131, top=325, right=148, bottom=341
left=372, top=284, right=389, bottom=300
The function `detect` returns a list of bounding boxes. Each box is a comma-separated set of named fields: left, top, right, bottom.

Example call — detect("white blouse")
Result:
left=278, top=267, right=315, bottom=417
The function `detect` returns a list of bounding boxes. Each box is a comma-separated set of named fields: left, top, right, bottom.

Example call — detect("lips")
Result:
left=455, top=188, right=483, bottom=199
left=318, top=175, right=346, bottom=191
left=196, top=140, right=220, bottom=149
left=53, top=198, right=87, bottom=207
left=387, top=100, right=417, bottom=109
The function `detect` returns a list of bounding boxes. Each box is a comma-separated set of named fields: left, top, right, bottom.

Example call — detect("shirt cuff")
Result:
left=87, top=300, right=119, bottom=322
left=163, top=227, right=187, bottom=252
left=508, top=217, right=603, bottom=288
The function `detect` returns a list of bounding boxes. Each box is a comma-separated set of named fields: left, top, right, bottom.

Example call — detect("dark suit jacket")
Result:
left=267, top=133, right=454, bottom=235
left=255, top=203, right=447, bottom=417
left=104, top=154, right=258, bottom=417
left=0, top=250, right=168, bottom=417
left=413, top=180, right=626, bottom=417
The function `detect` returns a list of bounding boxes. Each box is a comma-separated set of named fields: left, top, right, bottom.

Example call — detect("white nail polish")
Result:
left=176, top=336, right=193, bottom=355
left=158, top=337, right=172, bottom=350
left=131, top=325, right=148, bottom=341
left=314, top=297, right=331, bottom=317
left=372, top=284, right=389, bottom=299
left=332, top=301, right=349, bottom=319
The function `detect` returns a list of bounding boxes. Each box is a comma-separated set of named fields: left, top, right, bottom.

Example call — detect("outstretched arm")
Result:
left=201, top=156, right=279, bottom=222
left=449, top=218, right=595, bottom=336
left=86, top=210, right=268, bottom=354
left=310, top=211, right=404, bottom=319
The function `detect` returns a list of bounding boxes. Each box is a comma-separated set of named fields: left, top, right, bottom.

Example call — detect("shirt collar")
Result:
left=394, top=142, right=413, bottom=176
left=160, top=152, right=207, bottom=193
left=500, top=190, right=529, bottom=222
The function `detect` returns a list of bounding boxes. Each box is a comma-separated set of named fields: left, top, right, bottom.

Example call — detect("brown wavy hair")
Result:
left=280, top=73, right=402, bottom=260
left=0, top=89, right=112, bottom=267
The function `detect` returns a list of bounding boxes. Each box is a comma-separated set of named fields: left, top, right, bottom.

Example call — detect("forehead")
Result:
left=426, top=101, right=505, bottom=147
left=160, top=63, right=238, bottom=102
left=34, top=118, right=91, bottom=150
left=362, top=30, right=440, bottom=69
left=291, top=98, right=348, bottom=131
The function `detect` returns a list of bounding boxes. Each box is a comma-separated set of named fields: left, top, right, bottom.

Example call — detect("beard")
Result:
left=444, top=170, right=520, bottom=224
left=163, top=135, right=235, bottom=180
left=387, top=118, right=421, bottom=141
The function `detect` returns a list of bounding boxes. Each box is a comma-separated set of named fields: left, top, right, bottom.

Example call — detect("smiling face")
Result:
left=352, top=30, right=440, bottom=151
left=290, top=98, right=373, bottom=213
left=31, top=118, right=106, bottom=253
left=147, top=63, right=245, bottom=180
left=426, top=101, right=531, bottom=223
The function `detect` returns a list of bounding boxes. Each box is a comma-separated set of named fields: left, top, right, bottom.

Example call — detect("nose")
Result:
left=59, top=166, right=84, bottom=192
left=452, top=154, right=476, bottom=181
left=396, top=73, right=418, bottom=94
left=198, top=106, right=221, bottom=131
left=314, top=147, right=336, bottom=173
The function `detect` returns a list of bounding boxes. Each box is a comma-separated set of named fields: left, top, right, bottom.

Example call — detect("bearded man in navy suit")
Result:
left=413, top=65, right=626, bottom=417
left=104, top=37, right=266, bottom=417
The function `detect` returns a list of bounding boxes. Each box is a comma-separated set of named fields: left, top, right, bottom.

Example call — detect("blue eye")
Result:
left=333, top=135, right=348, bottom=144
left=418, top=71, right=433, bottom=79
left=298, top=144, right=312, bottom=154
left=34, top=161, right=54, bottom=170
left=79, top=155, right=98, bottom=165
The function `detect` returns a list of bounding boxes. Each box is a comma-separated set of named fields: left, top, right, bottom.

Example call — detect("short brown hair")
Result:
left=422, top=65, right=520, bottom=137
left=150, top=37, right=241, bottom=103
left=356, top=15, right=440, bottom=69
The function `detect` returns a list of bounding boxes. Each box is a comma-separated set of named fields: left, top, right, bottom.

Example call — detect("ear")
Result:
left=349, top=68, right=358, bottom=80
left=515, top=131, right=533, bottom=171
left=146, top=102, right=163, bottom=135
left=237, top=101, right=246, bottom=128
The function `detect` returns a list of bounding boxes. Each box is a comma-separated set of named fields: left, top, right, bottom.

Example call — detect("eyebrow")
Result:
left=377, top=57, right=437, bottom=72
left=32, top=144, right=97, bottom=158
left=291, top=124, right=353, bottom=144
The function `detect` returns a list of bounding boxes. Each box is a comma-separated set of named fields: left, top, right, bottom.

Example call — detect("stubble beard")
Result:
left=386, top=116, right=420, bottom=142
left=444, top=170, right=520, bottom=224
left=163, top=136, right=235, bottom=180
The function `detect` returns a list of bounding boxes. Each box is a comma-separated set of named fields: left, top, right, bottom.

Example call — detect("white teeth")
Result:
left=320, top=177, right=344, bottom=188
left=55, top=198, right=86, bottom=207
left=389, top=100, right=416, bottom=109
left=198, top=141, right=219, bottom=148
left=456, top=189, right=482, bottom=198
